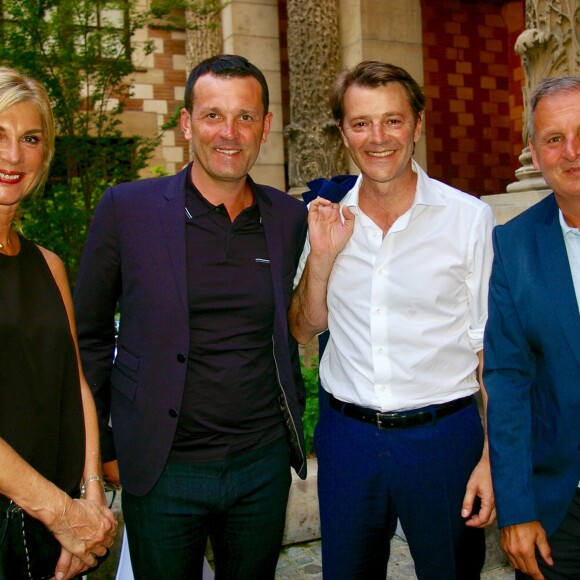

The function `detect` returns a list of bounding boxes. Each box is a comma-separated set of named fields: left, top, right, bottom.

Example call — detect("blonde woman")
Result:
left=0, top=68, right=117, bottom=580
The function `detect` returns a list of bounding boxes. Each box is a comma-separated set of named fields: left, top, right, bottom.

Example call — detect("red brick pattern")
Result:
left=149, top=28, right=189, bottom=164
left=421, top=0, right=525, bottom=196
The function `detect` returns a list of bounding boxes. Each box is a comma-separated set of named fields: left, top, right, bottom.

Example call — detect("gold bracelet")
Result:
left=80, top=475, right=104, bottom=499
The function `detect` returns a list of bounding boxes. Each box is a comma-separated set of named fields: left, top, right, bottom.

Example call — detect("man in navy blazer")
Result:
left=74, top=55, right=308, bottom=580
left=484, top=76, right=580, bottom=579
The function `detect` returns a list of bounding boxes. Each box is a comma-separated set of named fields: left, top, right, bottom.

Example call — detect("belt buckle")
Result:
left=376, top=411, right=399, bottom=430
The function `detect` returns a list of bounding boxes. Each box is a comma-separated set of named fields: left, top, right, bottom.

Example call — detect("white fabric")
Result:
left=297, top=161, right=495, bottom=412
left=115, top=532, right=134, bottom=580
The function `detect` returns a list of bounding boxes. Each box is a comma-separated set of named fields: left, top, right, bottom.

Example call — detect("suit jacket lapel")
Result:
left=255, top=185, right=288, bottom=343
left=537, top=196, right=580, bottom=367
left=159, top=167, right=189, bottom=316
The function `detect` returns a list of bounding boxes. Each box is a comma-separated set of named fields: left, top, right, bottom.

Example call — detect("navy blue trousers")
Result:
left=315, top=390, right=485, bottom=579
left=122, top=437, right=291, bottom=580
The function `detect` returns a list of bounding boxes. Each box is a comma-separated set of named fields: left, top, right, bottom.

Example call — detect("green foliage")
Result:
left=300, top=355, right=320, bottom=456
left=149, top=0, right=224, bottom=31
left=148, top=164, right=172, bottom=178
left=20, top=181, right=95, bottom=282
left=0, top=0, right=159, bottom=282
left=162, top=105, right=182, bottom=132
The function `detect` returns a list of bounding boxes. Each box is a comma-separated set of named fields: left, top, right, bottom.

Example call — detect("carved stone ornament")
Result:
left=185, top=3, right=223, bottom=72
left=507, top=0, right=579, bottom=193
left=517, top=0, right=579, bottom=144
left=285, top=0, right=347, bottom=188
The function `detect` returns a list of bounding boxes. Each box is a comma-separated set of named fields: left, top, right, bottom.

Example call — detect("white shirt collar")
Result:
left=340, top=160, right=447, bottom=215
left=559, top=208, right=580, bottom=235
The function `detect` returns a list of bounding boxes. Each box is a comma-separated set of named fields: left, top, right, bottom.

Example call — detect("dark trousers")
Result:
left=122, top=437, right=291, bottom=580
left=315, top=390, right=485, bottom=580
left=516, top=488, right=580, bottom=580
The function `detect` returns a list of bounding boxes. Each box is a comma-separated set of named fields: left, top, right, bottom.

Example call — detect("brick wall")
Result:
left=421, top=0, right=524, bottom=196
left=127, top=25, right=190, bottom=175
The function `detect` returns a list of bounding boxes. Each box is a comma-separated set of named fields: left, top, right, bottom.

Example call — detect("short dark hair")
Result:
left=528, top=76, right=580, bottom=142
left=184, top=54, right=269, bottom=114
left=330, top=61, right=425, bottom=125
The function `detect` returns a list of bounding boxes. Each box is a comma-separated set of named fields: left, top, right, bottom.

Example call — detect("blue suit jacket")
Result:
left=484, top=194, right=580, bottom=536
left=74, top=166, right=308, bottom=495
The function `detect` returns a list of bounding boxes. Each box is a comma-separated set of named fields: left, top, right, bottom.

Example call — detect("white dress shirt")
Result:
left=297, top=161, right=495, bottom=412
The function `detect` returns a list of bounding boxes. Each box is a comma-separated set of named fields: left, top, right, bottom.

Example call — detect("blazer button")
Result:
left=169, top=408, right=178, bottom=418
left=177, top=353, right=186, bottom=363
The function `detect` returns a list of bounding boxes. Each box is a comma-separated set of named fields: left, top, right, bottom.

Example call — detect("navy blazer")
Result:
left=484, top=194, right=580, bottom=536
left=74, top=166, right=308, bottom=496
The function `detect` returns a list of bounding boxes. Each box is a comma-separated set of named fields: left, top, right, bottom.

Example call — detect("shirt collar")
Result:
left=185, top=171, right=264, bottom=219
left=340, top=160, right=446, bottom=215
left=559, top=209, right=580, bottom=236
left=412, top=159, right=447, bottom=208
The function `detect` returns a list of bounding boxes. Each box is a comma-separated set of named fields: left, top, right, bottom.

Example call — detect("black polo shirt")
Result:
left=170, top=174, right=285, bottom=462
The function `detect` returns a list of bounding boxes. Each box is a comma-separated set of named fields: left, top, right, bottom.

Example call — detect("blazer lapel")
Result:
left=159, top=168, right=189, bottom=316
left=537, top=197, right=580, bottom=367
left=255, top=186, right=288, bottom=341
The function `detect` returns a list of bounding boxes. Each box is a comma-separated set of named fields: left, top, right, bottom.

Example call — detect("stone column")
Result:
left=183, top=2, right=223, bottom=162
left=506, top=0, right=579, bottom=197
left=285, top=0, right=347, bottom=193
left=220, top=0, right=286, bottom=190
left=184, top=1, right=223, bottom=71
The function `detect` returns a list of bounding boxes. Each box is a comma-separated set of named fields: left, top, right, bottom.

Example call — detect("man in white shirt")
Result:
left=484, top=76, right=580, bottom=580
left=290, top=61, right=496, bottom=579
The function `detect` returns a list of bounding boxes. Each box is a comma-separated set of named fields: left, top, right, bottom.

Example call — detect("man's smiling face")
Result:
left=180, top=73, right=272, bottom=191
left=339, top=82, right=422, bottom=188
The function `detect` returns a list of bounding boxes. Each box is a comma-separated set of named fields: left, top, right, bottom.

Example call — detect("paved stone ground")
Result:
left=276, top=536, right=516, bottom=579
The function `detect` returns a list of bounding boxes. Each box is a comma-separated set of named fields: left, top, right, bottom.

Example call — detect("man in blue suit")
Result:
left=73, top=55, right=308, bottom=580
left=484, top=76, right=580, bottom=579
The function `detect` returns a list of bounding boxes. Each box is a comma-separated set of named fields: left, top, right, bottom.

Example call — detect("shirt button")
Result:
left=379, top=385, right=386, bottom=392
left=375, top=308, right=382, bottom=314
left=378, top=268, right=384, bottom=275
left=168, top=408, right=178, bottom=418
left=378, top=347, right=384, bottom=354
left=177, top=353, right=186, bottom=363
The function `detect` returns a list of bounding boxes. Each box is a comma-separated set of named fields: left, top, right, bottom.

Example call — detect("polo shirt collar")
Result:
left=185, top=172, right=266, bottom=219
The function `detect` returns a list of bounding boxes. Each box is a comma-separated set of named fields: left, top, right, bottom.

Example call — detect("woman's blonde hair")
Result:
left=0, top=67, right=55, bottom=196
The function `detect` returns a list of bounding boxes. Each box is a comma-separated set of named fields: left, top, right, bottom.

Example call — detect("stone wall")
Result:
left=125, top=3, right=190, bottom=176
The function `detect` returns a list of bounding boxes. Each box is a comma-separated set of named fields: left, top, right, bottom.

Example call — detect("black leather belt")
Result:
left=328, top=393, right=473, bottom=429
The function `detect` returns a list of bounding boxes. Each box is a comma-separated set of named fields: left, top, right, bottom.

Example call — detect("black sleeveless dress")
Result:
left=0, top=235, right=84, bottom=496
